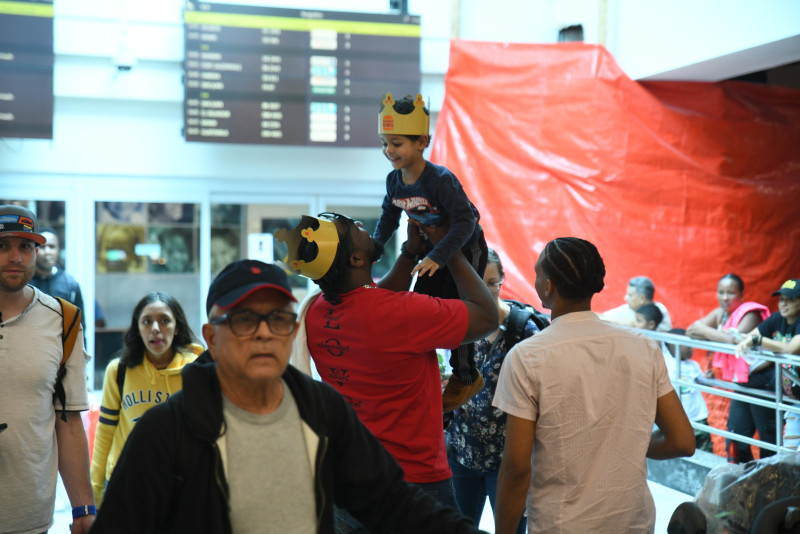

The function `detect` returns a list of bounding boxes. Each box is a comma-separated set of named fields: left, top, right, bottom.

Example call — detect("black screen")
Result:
left=0, top=0, right=54, bottom=140
left=183, top=1, right=421, bottom=147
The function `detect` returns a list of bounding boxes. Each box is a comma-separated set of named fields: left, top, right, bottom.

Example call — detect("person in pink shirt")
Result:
left=687, top=273, right=771, bottom=462
left=687, top=273, right=769, bottom=380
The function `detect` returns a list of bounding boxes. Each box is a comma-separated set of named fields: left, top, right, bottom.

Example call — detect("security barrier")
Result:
left=640, top=329, right=800, bottom=455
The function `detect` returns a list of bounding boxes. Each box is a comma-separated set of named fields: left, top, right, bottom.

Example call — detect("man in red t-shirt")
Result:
left=278, top=213, right=497, bottom=513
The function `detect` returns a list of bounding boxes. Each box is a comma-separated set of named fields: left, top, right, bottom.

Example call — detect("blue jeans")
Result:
left=413, top=477, right=460, bottom=510
left=334, top=477, right=461, bottom=533
left=450, top=457, right=526, bottom=534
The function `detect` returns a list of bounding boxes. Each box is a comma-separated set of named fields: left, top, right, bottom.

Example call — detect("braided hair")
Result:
left=539, top=237, right=605, bottom=301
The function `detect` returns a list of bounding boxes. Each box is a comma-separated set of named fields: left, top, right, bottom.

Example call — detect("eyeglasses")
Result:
left=317, top=212, right=355, bottom=225
left=211, top=309, right=298, bottom=337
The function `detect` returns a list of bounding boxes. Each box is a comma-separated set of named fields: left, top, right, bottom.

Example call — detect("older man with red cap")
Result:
left=92, top=258, right=488, bottom=534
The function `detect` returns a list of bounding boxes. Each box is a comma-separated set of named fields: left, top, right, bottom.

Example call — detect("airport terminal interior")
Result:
left=2, top=0, right=800, bottom=532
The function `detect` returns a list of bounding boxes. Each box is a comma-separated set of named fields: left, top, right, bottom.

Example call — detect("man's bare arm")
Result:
left=56, top=412, right=95, bottom=533
left=495, top=415, right=534, bottom=534
left=648, top=390, right=696, bottom=459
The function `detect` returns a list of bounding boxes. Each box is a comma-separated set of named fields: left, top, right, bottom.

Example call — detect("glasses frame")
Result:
left=317, top=211, right=354, bottom=224
left=486, top=280, right=504, bottom=289
left=210, top=309, right=299, bottom=337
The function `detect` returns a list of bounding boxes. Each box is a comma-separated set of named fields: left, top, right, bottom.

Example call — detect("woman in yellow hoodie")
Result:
left=91, top=292, right=203, bottom=506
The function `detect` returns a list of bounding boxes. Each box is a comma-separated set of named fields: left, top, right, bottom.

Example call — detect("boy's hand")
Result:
left=412, top=256, right=441, bottom=278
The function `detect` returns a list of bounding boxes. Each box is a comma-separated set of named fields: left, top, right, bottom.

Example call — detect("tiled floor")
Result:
left=51, top=478, right=691, bottom=533
left=472, top=481, right=690, bottom=533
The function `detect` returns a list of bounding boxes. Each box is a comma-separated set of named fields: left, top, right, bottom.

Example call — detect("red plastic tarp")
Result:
left=431, top=41, right=800, bottom=327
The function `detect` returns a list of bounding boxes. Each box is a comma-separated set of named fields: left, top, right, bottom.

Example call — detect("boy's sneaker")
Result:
left=442, top=373, right=484, bottom=412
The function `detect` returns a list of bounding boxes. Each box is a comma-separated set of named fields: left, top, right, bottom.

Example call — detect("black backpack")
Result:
left=504, top=299, right=550, bottom=348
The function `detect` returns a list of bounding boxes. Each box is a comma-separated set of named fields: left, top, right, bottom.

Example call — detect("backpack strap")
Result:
left=116, top=360, right=127, bottom=401
left=506, top=303, right=534, bottom=348
left=529, top=308, right=551, bottom=332
left=54, top=297, right=82, bottom=422
left=56, top=297, right=81, bottom=364
left=503, top=299, right=551, bottom=349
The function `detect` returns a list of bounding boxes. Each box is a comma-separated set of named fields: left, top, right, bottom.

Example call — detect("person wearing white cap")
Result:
left=0, top=204, right=95, bottom=534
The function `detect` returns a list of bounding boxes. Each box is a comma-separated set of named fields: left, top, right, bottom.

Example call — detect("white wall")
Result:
left=453, top=0, right=800, bottom=80
left=606, top=0, right=800, bottom=80
left=457, top=0, right=604, bottom=45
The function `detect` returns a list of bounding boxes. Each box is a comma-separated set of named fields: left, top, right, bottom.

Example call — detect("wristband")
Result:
left=752, top=334, right=762, bottom=349
left=72, top=505, right=96, bottom=519
left=400, top=241, right=420, bottom=262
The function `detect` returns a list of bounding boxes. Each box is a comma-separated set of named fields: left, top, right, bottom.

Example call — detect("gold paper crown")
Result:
left=378, top=93, right=430, bottom=136
left=275, top=215, right=340, bottom=280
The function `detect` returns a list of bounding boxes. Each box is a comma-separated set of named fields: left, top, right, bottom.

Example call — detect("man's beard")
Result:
left=0, top=267, right=34, bottom=293
left=368, top=238, right=385, bottom=264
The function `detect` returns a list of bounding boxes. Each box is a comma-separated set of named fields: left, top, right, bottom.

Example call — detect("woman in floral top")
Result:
left=446, top=249, right=541, bottom=533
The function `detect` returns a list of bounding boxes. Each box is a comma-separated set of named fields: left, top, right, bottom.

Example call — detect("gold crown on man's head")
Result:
left=275, top=215, right=340, bottom=280
left=379, top=93, right=430, bottom=136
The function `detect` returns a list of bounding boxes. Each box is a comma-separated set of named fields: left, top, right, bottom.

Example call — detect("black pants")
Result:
left=414, top=228, right=488, bottom=383
left=726, top=365, right=777, bottom=463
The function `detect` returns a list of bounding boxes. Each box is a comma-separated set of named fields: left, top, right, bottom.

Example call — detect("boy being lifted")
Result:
left=374, top=93, right=488, bottom=411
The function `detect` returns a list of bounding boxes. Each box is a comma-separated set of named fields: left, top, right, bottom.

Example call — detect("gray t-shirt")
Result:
left=222, top=382, right=316, bottom=533
left=0, top=288, right=90, bottom=534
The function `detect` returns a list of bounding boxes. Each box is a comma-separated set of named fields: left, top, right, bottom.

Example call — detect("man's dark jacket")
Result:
left=90, top=354, right=484, bottom=534
left=31, top=268, right=86, bottom=329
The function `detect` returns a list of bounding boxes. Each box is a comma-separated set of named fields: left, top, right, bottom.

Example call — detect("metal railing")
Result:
left=639, top=329, right=800, bottom=455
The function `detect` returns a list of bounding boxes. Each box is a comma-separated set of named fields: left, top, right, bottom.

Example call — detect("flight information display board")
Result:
left=0, top=0, right=54, bottom=139
left=183, top=1, right=421, bottom=146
